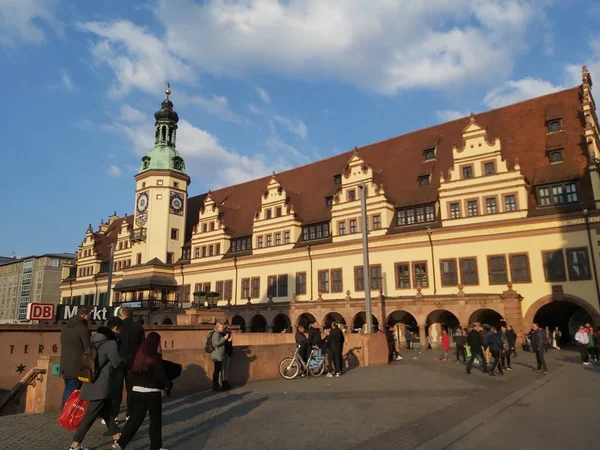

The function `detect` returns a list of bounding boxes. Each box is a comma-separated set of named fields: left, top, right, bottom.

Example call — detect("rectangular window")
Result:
left=208, top=245, right=214, bottom=257
left=224, top=280, right=233, bottom=300
left=266, top=235, right=272, bottom=247
left=216, top=281, right=224, bottom=300
left=296, top=272, right=307, bottom=295
left=338, top=221, right=346, bottom=235
left=505, top=195, right=517, bottom=212
left=397, top=204, right=436, bottom=226
left=202, top=246, right=207, bottom=258
left=450, top=202, right=461, bottom=219
left=203, top=282, right=211, bottom=293
left=354, top=267, right=364, bottom=291
left=275, top=233, right=281, bottom=246
left=486, top=198, right=497, bottom=214
left=395, top=263, right=411, bottom=289
left=194, top=283, right=202, bottom=294
left=231, top=236, right=252, bottom=252
left=413, top=262, right=428, bottom=288
left=202, top=223, right=208, bottom=233
left=251, top=277, right=260, bottom=298
left=547, top=119, right=562, bottom=133
left=302, top=222, right=330, bottom=241
left=257, top=236, right=263, bottom=248
left=268, top=275, right=277, bottom=297
left=136, top=253, right=142, bottom=265
left=170, top=228, right=178, bottom=240
left=467, top=200, right=478, bottom=217
left=98, top=292, right=107, bottom=307
left=210, top=221, right=215, bottom=231
left=266, top=208, right=272, bottom=219
left=370, top=265, right=382, bottom=290
left=462, top=166, right=473, bottom=179
left=276, top=207, right=282, bottom=217
left=166, top=252, right=174, bottom=264
left=566, top=248, right=591, bottom=281
left=424, top=148, right=436, bottom=161
left=349, top=219, right=358, bottom=234
left=318, top=270, right=330, bottom=293
left=543, top=250, right=566, bottom=282
left=488, top=256, right=508, bottom=285
left=537, top=182, right=578, bottom=206
left=326, top=197, right=333, bottom=207
left=284, top=231, right=291, bottom=244
left=372, top=215, right=381, bottom=230
left=277, top=274, right=288, bottom=297
left=459, top=258, right=479, bottom=285
left=157, top=180, right=163, bottom=186
left=440, top=259, right=458, bottom=286
left=216, top=244, right=221, bottom=255
left=548, top=149, right=564, bottom=163
left=354, top=265, right=382, bottom=291
left=331, top=269, right=343, bottom=292
left=334, top=174, right=342, bottom=185
left=418, top=175, right=430, bottom=186
left=241, top=278, right=250, bottom=299
left=509, top=254, right=531, bottom=283
left=484, top=162, right=496, bottom=175
left=348, top=189, right=356, bottom=201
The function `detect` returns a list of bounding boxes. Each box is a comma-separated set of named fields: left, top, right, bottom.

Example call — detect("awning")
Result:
left=113, top=276, right=177, bottom=292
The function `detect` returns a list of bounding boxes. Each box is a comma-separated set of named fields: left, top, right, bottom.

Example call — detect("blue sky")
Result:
left=1, top=0, right=598, bottom=256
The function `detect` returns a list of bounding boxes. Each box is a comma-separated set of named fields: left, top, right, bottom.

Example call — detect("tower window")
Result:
left=174, top=182, right=179, bottom=188
left=547, top=149, right=564, bottom=163
left=156, top=194, right=162, bottom=199
left=142, top=182, right=146, bottom=188
left=166, top=252, right=174, bottom=264
left=423, top=148, right=436, bottom=161
left=170, top=228, right=179, bottom=240
left=418, top=175, right=430, bottom=186
left=547, top=119, right=562, bottom=133
left=157, top=180, right=164, bottom=186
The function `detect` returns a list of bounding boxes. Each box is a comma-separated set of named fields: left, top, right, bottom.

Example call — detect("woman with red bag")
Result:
left=112, top=332, right=172, bottom=450
left=68, top=317, right=123, bottom=450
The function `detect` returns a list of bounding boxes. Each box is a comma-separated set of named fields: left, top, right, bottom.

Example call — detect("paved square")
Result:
left=0, top=350, right=596, bottom=449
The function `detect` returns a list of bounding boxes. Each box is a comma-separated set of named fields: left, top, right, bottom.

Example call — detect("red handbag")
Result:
left=58, top=389, right=89, bottom=431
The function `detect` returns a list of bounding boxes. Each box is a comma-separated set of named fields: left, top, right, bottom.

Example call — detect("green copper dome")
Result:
left=138, top=89, right=187, bottom=175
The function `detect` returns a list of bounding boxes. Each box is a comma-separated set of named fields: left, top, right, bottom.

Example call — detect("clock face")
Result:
left=170, top=192, right=184, bottom=216
left=137, top=192, right=149, bottom=212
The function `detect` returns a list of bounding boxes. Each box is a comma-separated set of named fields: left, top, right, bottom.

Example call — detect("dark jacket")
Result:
left=530, top=329, right=544, bottom=351
left=224, top=331, right=233, bottom=356
left=130, top=357, right=173, bottom=392
left=481, top=331, right=490, bottom=349
left=506, top=330, right=517, bottom=347
left=295, top=331, right=308, bottom=347
left=119, top=318, right=145, bottom=369
left=327, top=328, right=345, bottom=350
left=487, top=333, right=502, bottom=352
left=455, top=332, right=467, bottom=347
left=385, top=330, right=395, bottom=347
left=80, top=329, right=122, bottom=401
left=60, top=315, right=91, bottom=378
left=466, top=330, right=483, bottom=354
left=309, top=327, right=323, bottom=347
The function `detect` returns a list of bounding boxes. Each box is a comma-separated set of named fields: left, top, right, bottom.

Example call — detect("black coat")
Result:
left=119, top=318, right=145, bottom=369
left=130, top=357, right=173, bottom=392
left=487, top=333, right=502, bottom=352
left=466, top=330, right=483, bottom=354
left=60, top=315, right=91, bottom=378
left=506, top=330, right=517, bottom=347
left=327, top=328, right=345, bottom=350
left=530, top=329, right=544, bottom=351
left=309, top=327, right=323, bottom=347
left=385, top=330, right=395, bottom=347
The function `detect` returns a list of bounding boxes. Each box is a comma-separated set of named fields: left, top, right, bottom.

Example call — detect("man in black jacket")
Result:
left=309, top=321, right=324, bottom=350
left=295, top=325, right=310, bottom=366
left=113, top=307, right=145, bottom=419
left=60, top=307, right=91, bottom=409
left=466, top=324, right=485, bottom=374
left=455, top=327, right=468, bottom=364
left=326, top=322, right=345, bottom=376
left=530, top=322, right=548, bottom=373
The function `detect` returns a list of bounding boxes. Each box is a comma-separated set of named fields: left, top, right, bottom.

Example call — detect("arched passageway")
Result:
left=426, top=310, right=460, bottom=349
left=387, top=310, right=419, bottom=349
left=297, top=313, right=317, bottom=329
left=469, top=309, right=504, bottom=328
left=161, top=318, right=173, bottom=325
left=352, top=312, right=379, bottom=333
left=533, top=302, right=594, bottom=344
left=272, top=313, right=291, bottom=333
left=323, top=312, right=346, bottom=329
left=231, top=315, right=246, bottom=332
left=250, top=314, right=267, bottom=333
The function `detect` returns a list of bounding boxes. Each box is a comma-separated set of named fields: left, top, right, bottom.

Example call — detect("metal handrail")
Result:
left=0, top=368, right=47, bottom=414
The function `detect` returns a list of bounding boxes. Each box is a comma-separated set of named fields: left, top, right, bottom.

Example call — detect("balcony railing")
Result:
left=130, top=228, right=147, bottom=242
left=112, top=299, right=179, bottom=309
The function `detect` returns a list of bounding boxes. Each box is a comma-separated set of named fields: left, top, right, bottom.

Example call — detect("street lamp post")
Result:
left=359, top=182, right=373, bottom=334
left=426, top=227, right=437, bottom=295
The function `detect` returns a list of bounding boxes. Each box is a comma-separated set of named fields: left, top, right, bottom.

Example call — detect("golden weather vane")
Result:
left=165, top=80, right=171, bottom=99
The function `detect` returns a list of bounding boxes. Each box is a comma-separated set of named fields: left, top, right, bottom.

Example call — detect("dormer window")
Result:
left=484, top=162, right=496, bottom=176
left=462, top=166, right=473, bottom=179
left=347, top=189, right=356, bottom=201
left=547, top=119, right=562, bottom=133
left=266, top=208, right=272, bottom=219
left=547, top=149, right=564, bottom=163
left=334, top=174, right=342, bottom=185
left=423, top=148, right=436, bottom=161
left=418, top=175, right=430, bottom=186
left=325, top=196, right=333, bottom=207
left=276, top=207, right=282, bottom=217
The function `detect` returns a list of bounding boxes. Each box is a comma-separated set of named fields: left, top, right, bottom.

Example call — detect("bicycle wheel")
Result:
left=279, top=357, right=300, bottom=380
left=309, top=360, right=326, bottom=377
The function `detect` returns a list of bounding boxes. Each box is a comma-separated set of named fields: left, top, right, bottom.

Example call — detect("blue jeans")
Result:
left=62, top=378, right=82, bottom=409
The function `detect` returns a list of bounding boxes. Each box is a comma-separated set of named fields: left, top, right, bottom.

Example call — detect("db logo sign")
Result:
left=27, top=303, right=56, bottom=321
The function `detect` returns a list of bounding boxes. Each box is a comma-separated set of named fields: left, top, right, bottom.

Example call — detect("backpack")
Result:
left=204, top=331, right=216, bottom=353
left=77, top=341, right=106, bottom=383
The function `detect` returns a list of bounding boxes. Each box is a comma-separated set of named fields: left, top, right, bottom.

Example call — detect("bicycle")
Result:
left=279, top=345, right=326, bottom=379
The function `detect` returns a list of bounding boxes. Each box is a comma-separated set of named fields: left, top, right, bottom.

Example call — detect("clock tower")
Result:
left=131, top=87, right=190, bottom=264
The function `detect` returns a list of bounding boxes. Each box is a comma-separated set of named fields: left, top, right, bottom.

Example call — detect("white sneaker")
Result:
left=396, top=355, right=403, bottom=361
left=326, top=373, right=333, bottom=378
left=583, top=362, right=591, bottom=366
left=101, top=419, right=106, bottom=425
left=335, top=373, right=340, bottom=377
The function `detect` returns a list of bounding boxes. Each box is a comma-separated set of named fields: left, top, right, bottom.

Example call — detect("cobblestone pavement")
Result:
left=0, top=349, right=594, bottom=450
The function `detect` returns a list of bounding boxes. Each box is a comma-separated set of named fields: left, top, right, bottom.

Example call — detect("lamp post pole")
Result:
left=106, top=243, right=115, bottom=306
left=359, top=182, right=372, bottom=334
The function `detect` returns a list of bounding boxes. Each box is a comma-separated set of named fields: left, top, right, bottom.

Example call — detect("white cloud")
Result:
left=566, top=40, right=600, bottom=86
left=435, top=110, right=470, bottom=122
left=0, top=0, right=63, bottom=48
left=483, top=77, right=564, bottom=108
left=185, top=94, right=248, bottom=124
left=274, top=114, right=308, bottom=139
left=60, top=69, right=76, bottom=92
left=106, top=165, right=122, bottom=177
left=154, top=0, right=540, bottom=94
left=247, top=104, right=266, bottom=116
left=256, top=87, right=271, bottom=104
left=119, top=105, right=147, bottom=123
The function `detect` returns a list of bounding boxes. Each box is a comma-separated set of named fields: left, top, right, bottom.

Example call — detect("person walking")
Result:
left=60, top=307, right=91, bottom=409
left=530, top=323, right=548, bottom=373
left=440, top=329, right=450, bottom=361
left=113, top=307, right=145, bottom=421
left=386, top=325, right=397, bottom=365
left=506, top=325, right=517, bottom=357
left=221, top=325, right=233, bottom=390
left=113, top=332, right=172, bottom=450
left=405, top=327, right=413, bottom=349
left=586, top=326, right=598, bottom=364
left=455, top=327, right=467, bottom=364
left=466, top=324, right=485, bottom=375
left=487, top=327, right=504, bottom=376
left=68, top=320, right=123, bottom=450
left=575, top=325, right=590, bottom=365
left=552, top=327, right=561, bottom=350
left=210, top=322, right=229, bottom=391
left=500, top=325, right=513, bottom=371
left=326, top=322, right=345, bottom=377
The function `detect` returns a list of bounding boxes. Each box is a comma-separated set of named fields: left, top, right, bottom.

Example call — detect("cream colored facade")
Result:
left=61, top=73, right=600, bottom=340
